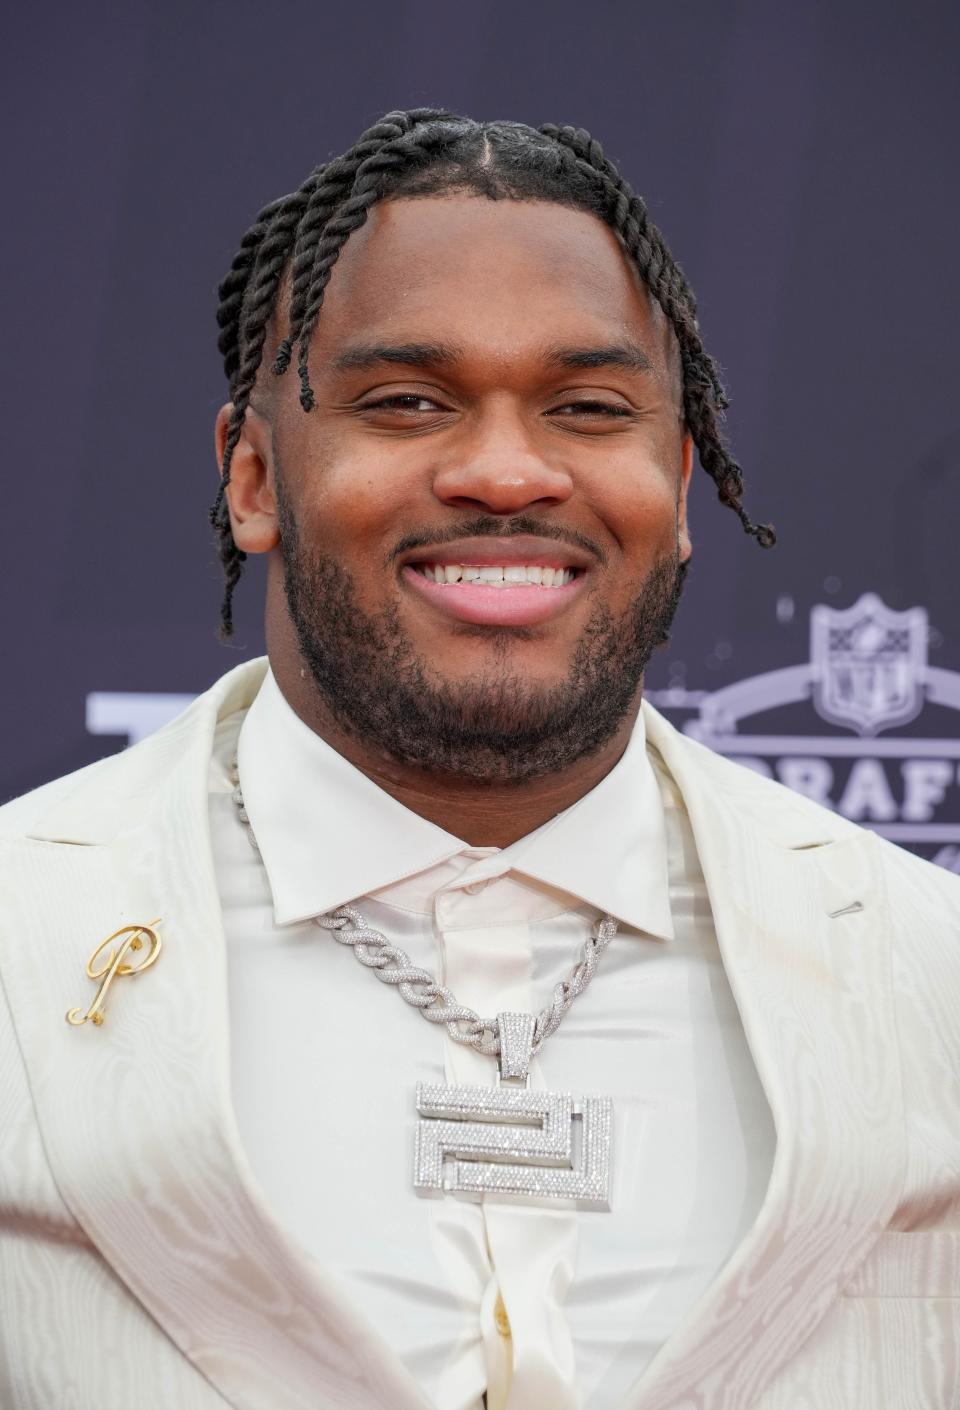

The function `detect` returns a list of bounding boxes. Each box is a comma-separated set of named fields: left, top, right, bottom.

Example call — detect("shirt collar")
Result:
left=236, top=669, right=673, bottom=940
left=484, top=715, right=674, bottom=939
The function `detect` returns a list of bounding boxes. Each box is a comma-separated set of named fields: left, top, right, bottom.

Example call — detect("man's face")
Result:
left=249, top=194, right=693, bottom=779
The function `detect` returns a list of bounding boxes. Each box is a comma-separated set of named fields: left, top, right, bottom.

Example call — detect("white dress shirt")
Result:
left=208, top=670, right=776, bottom=1409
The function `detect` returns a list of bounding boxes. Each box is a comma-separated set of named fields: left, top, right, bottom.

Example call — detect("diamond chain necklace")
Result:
left=231, top=761, right=616, bottom=1209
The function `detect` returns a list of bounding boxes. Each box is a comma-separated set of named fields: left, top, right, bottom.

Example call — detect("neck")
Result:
left=269, top=657, right=642, bottom=849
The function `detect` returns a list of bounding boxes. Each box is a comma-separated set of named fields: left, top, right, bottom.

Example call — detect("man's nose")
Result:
left=431, top=413, right=574, bottom=514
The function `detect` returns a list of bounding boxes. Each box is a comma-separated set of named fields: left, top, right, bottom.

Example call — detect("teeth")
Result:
left=417, top=564, right=576, bottom=587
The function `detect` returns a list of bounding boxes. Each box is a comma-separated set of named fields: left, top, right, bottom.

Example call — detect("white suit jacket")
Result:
left=1, top=657, right=958, bottom=1410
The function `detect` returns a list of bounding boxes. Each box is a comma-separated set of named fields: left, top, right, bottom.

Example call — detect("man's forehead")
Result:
left=262, top=192, right=677, bottom=393
left=320, top=194, right=655, bottom=321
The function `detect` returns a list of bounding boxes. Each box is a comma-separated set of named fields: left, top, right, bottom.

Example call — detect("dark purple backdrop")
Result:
left=4, top=1, right=959, bottom=867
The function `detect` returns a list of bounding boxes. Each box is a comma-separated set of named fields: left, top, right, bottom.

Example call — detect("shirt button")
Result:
left=464, top=880, right=488, bottom=895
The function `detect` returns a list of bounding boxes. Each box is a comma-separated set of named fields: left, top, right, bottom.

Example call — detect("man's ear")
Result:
left=677, top=431, right=694, bottom=564
left=214, top=403, right=280, bottom=554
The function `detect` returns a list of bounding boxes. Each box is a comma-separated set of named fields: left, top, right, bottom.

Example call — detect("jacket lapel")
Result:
left=623, top=708, right=906, bottom=1408
left=0, top=662, right=432, bottom=1410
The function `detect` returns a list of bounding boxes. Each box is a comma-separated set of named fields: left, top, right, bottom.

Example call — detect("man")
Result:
left=1, top=109, right=957, bottom=1410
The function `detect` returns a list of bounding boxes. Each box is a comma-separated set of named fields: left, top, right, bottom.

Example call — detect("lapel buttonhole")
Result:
left=827, top=900, right=865, bottom=919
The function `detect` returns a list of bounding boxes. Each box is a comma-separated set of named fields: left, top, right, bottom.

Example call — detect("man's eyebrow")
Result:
left=328, top=339, right=656, bottom=375
left=330, top=342, right=462, bottom=372
left=544, top=342, right=654, bottom=374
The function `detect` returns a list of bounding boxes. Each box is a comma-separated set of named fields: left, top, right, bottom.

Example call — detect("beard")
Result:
left=277, top=492, right=687, bottom=784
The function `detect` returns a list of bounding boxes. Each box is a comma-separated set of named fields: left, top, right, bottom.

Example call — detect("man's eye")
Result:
left=363, top=395, right=441, bottom=412
left=551, top=401, right=632, bottom=418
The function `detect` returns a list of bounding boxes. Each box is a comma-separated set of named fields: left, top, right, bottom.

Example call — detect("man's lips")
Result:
left=401, top=566, right=585, bottom=626
left=396, top=534, right=596, bottom=627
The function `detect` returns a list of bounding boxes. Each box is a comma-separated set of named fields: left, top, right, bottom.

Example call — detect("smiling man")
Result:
left=1, top=110, right=958, bottom=1410
left=224, top=188, right=699, bottom=832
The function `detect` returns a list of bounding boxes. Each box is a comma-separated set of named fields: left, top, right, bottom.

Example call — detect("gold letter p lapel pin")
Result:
left=66, top=920, right=163, bottom=1028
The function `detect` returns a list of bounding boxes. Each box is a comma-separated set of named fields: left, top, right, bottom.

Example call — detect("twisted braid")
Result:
left=211, top=178, right=323, bottom=636
left=289, top=114, right=460, bottom=409
left=540, top=125, right=700, bottom=317
left=215, top=196, right=284, bottom=382
left=210, top=108, right=774, bottom=637
left=276, top=110, right=457, bottom=377
left=271, top=158, right=353, bottom=376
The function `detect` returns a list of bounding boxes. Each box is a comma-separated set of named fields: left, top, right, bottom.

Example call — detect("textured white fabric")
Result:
left=3, top=658, right=958, bottom=1410
left=213, top=670, right=777, bottom=1409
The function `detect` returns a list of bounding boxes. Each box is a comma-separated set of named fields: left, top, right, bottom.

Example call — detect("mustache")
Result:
left=387, top=515, right=608, bottom=568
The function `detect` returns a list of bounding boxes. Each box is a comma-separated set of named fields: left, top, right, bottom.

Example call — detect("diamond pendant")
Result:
left=413, top=1011, right=613, bottom=1210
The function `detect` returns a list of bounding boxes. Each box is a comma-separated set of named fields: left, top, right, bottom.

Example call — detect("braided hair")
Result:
left=212, top=108, right=775, bottom=638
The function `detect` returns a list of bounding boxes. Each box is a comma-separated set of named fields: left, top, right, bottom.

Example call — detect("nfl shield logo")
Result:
left=810, top=593, right=928, bottom=736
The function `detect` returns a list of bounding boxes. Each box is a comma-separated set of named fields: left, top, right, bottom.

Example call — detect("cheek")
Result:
left=591, top=463, right=682, bottom=559
left=283, top=426, right=414, bottom=553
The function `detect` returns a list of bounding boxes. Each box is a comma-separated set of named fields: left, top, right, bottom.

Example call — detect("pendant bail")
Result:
left=496, top=1011, right=536, bottom=1082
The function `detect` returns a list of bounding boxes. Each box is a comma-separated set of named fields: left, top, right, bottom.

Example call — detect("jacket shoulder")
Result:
left=644, top=701, right=960, bottom=899
left=0, top=754, right=119, bottom=836
left=644, top=702, right=860, bottom=837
